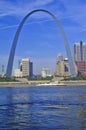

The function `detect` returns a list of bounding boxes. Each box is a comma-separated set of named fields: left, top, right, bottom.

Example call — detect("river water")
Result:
left=0, top=86, right=86, bottom=130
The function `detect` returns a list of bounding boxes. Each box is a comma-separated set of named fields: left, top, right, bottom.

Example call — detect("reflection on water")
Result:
left=0, top=86, right=86, bottom=129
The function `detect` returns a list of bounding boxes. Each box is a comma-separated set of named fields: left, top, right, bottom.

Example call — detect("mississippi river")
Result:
left=0, top=86, right=86, bottom=129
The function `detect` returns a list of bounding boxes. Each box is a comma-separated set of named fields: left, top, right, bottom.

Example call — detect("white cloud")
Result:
left=0, top=0, right=86, bottom=28
left=59, top=0, right=86, bottom=26
left=0, top=19, right=54, bottom=30
left=0, top=0, right=54, bottom=18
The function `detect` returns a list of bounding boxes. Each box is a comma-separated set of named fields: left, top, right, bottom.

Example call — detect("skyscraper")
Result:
left=74, top=41, right=86, bottom=61
left=22, top=58, right=30, bottom=77
left=74, top=41, right=86, bottom=75
left=29, top=62, right=33, bottom=78
left=21, top=58, right=33, bottom=78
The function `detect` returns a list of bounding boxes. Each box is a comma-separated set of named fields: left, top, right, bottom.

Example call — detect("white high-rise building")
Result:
left=14, top=58, right=33, bottom=78
left=22, top=58, right=30, bottom=77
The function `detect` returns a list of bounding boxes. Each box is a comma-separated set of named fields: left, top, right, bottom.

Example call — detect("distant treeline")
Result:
left=0, top=77, right=17, bottom=82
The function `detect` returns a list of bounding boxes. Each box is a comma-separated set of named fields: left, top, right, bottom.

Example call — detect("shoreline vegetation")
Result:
left=0, top=77, right=86, bottom=87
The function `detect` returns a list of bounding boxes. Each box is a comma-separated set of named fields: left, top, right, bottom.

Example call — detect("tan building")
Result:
left=56, top=59, right=70, bottom=77
left=22, top=58, right=30, bottom=77
left=75, top=61, right=86, bottom=75
left=14, top=58, right=33, bottom=78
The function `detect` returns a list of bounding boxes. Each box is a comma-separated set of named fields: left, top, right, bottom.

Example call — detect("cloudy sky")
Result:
left=0, top=0, right=86, bottom=74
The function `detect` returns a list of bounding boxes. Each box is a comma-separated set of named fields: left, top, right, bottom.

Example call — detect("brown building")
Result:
left=75, top=61, right=86, bottom=75
left=74, top=41, right=86, bottom=75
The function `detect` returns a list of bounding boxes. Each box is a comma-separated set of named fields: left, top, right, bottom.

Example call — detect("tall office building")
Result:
left=74, top=41, right=86, bottom=61
left=56, top=54, right=70, bottom=77
left=14, top=58, right=33, bottom=78
left=56, top=59, right=70, bottom=77
left=74, top=41, right=86, bottom=75
left=21, top=58, right=30, bottom=77
left=29, top=62, right=33, bottom=78
left=22, top=58, right=33, bottom=78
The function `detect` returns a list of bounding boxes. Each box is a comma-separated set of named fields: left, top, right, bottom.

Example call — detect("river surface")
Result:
left=0, top=86, right=86, bottom=130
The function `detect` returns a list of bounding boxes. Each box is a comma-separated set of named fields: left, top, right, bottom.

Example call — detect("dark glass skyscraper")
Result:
left=30, top=62, right=33, bottom=78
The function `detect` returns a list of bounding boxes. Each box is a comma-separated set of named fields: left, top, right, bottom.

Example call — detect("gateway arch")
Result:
left=6, top=9, right=76, bottom=77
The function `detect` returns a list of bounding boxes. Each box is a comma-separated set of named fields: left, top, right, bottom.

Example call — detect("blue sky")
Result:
left=0, top=0, right=86, bottom=74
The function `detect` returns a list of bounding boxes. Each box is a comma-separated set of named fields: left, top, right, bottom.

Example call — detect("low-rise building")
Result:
left=41, top=67, right=52, bottom=78
left=14, top=69, right=22, bottom=77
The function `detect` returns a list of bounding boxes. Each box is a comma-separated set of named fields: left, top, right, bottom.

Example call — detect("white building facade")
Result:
left=14, top=58, right=33, bottom=78
left=14, top=69, right=22, bottom=77
left=22, top=58, right=30, bottom=77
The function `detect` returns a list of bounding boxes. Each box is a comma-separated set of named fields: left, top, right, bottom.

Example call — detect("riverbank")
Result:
left=0, top=80, right=50, bottom=87
left=58, top=80, right=86, bottom=86
left=0, top=80, right=86, bottom=87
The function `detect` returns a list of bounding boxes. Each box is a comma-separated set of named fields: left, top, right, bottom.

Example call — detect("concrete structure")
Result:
left=14, top=69, right=22, bottom=77
left=56, top=60, right=70, bottom=77
left=6, top=9, right=76, bottom=78
left=56, top=55, right=70, bottom=77
left=14, top=58, right=33, bottom=78
left=29, top=62, right=33, bottom=78
left=21, top=58, right=33, bottom=78
left=41, top=68, right=47, bottom=78
left=64, top=59, right=71, bottom=77
left=22, top=58, right=30, bottom=77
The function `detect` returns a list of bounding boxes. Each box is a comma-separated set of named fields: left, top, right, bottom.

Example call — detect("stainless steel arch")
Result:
left=6, top=9, right=76, bottom=77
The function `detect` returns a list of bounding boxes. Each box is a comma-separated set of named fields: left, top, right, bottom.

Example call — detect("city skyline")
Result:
left=0, top=0, right=86, bottom=74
